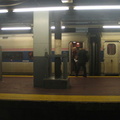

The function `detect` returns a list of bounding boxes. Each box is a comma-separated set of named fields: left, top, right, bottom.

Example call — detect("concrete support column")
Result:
left=88, top=28, right=101, bottom=76
left=54, top=19, right=62, bottom=78
left=33, top=11, right=51, bottom=87
left=55, top=39, right=61, bottom=54
left=43, top=14, right=69, bottom=89
left=55, top=19, right=62, bottom=55
left=0, top=46, right=2, bottom=80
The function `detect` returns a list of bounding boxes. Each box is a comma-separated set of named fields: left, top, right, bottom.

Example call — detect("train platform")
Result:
left=1, top=75, right=120, bottom=119
left=1, top=75, right=120, bottom=103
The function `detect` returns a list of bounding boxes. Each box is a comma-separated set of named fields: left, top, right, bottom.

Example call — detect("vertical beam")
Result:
left=55, top=19, right=62, bottom=55
left=0, top=46, right=2, bottom=80
left=34, top=11, right=51, bottom=56
left=88, top=28, right=101, bottom=76
left=54, top=18, right=62, bottom=78
left=63, top=53, right=68, bottom=79
left=33, top=11, right=51, bottom=87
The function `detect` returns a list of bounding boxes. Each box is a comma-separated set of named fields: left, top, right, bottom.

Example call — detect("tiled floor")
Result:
left=1, top=76, right=120, bottom=95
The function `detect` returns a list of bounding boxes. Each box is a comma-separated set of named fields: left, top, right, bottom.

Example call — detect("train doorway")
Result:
left=104, top=41, right=120, bottom=75
left=69, top=42, right=83, bottom=75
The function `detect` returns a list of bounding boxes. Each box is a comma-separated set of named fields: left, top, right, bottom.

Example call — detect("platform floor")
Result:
left=1, top=75, right=120, bottom=102
left=1, top=75, right=120, bottom=119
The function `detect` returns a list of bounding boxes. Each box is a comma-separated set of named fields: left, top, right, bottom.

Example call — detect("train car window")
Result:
left=28, top=52, right=33, bottom=60
left=2, top=52, right=23, bottom=62
left=107, top=44, right=116, bottom=55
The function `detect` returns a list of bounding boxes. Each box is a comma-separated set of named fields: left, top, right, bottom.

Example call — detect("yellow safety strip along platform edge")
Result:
left=0, top=93, right=120, bottom=102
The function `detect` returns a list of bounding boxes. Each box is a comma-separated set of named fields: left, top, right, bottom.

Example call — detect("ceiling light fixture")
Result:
left=1, top=27, right=31, bottom=30
left=74, top=5, right=120, bottom=10
left=61, top=0, right=73, bottom=3
left=51, top=26, right=65, bottom=29
left=13, top=7, right=69, bottom=12
left=103, top=26, right=120, bottom=28
left=61, top=26, right=65, bottom=29
left=51, top=26, right=55, bottom=29
left=0, top=9, right=8, bottom=13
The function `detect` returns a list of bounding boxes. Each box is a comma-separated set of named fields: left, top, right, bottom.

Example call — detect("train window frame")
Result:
left=2, top=52, right=23, bottom=62
left=107, top=44, right=116, bottom=55
left=2, top=51, right=33, bottom=62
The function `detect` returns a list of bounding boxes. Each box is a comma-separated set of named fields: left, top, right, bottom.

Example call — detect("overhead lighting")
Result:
left=61, top=0, right=73, bottom=3
left=74, top=5, right=120, bottom=10
left=13, top=7, right=69, bottom=12
left=103, top=26, right=120, bottom=28
left=61, top=26, right=65, bottom=29
left=1, top=27, right=31, bottom=30
left=51, top=26, right=56, bottom=29
left=0, top=9, right=8, bottom=13
left=51, top=26, right=65, bottom=29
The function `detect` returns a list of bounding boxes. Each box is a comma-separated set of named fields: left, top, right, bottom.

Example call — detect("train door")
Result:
left=69, top=42, right=83, bottom=75
left=104, top=41, right=120, bottom=75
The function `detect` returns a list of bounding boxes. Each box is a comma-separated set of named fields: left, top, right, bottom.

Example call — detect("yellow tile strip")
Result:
left=2, top=75, right=33, bottom=77
left=0, top=93, right=120, bottom=102
left=2, top=75, right=120, bottom=78
left=69, top=76, right=120, bottom=78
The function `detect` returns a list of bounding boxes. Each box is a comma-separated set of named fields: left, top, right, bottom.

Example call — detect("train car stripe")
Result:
left=0, top=93, right=120, bottom=102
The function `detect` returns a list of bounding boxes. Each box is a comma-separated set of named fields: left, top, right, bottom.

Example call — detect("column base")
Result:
left=43, top=76, right=70, bottom=89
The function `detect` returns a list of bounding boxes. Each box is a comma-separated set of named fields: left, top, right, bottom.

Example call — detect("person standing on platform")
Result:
left=71, top=47, right=77, bottom=75
left=76, top=47, right=88, bottom=77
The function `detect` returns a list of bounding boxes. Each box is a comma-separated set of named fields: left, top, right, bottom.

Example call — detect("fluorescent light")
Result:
left=103, top=26, right=120, bottom=28
left=0, top=9, right=8, bottom=13
left=61, top=26, right=65, bottom=29
left=51, top=26, right=65, bottom=29
left=51, top=26, right=55, bottom=29
left=61, top=0, right=73, bottom=3
left=1, top=27, right=31, bottom=30
left=13, top=7, right=69, bottom=12
left=74, top=5, right=120, bottom=10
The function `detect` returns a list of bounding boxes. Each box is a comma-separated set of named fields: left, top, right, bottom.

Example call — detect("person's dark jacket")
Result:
left=77, top=49, right=88, bottom=64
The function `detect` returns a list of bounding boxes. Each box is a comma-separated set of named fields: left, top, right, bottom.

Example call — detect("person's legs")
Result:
left=82, top=64, right=87, bottom=77
left=76, top=62, right=81, bottom=76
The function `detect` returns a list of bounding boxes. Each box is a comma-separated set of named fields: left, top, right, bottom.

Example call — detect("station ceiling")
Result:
left=0, top=0, right=120, bottom=33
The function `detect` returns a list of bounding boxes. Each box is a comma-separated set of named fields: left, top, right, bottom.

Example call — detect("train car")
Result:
left=0, top=33, right=88, bottom=75
left=1, top=34, right=33, bottom=75
left=51, top=32, right=88, bottom=75
left=1, top=32, right=120, bottom=76
left=101, top=32, right=120, bottom=75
